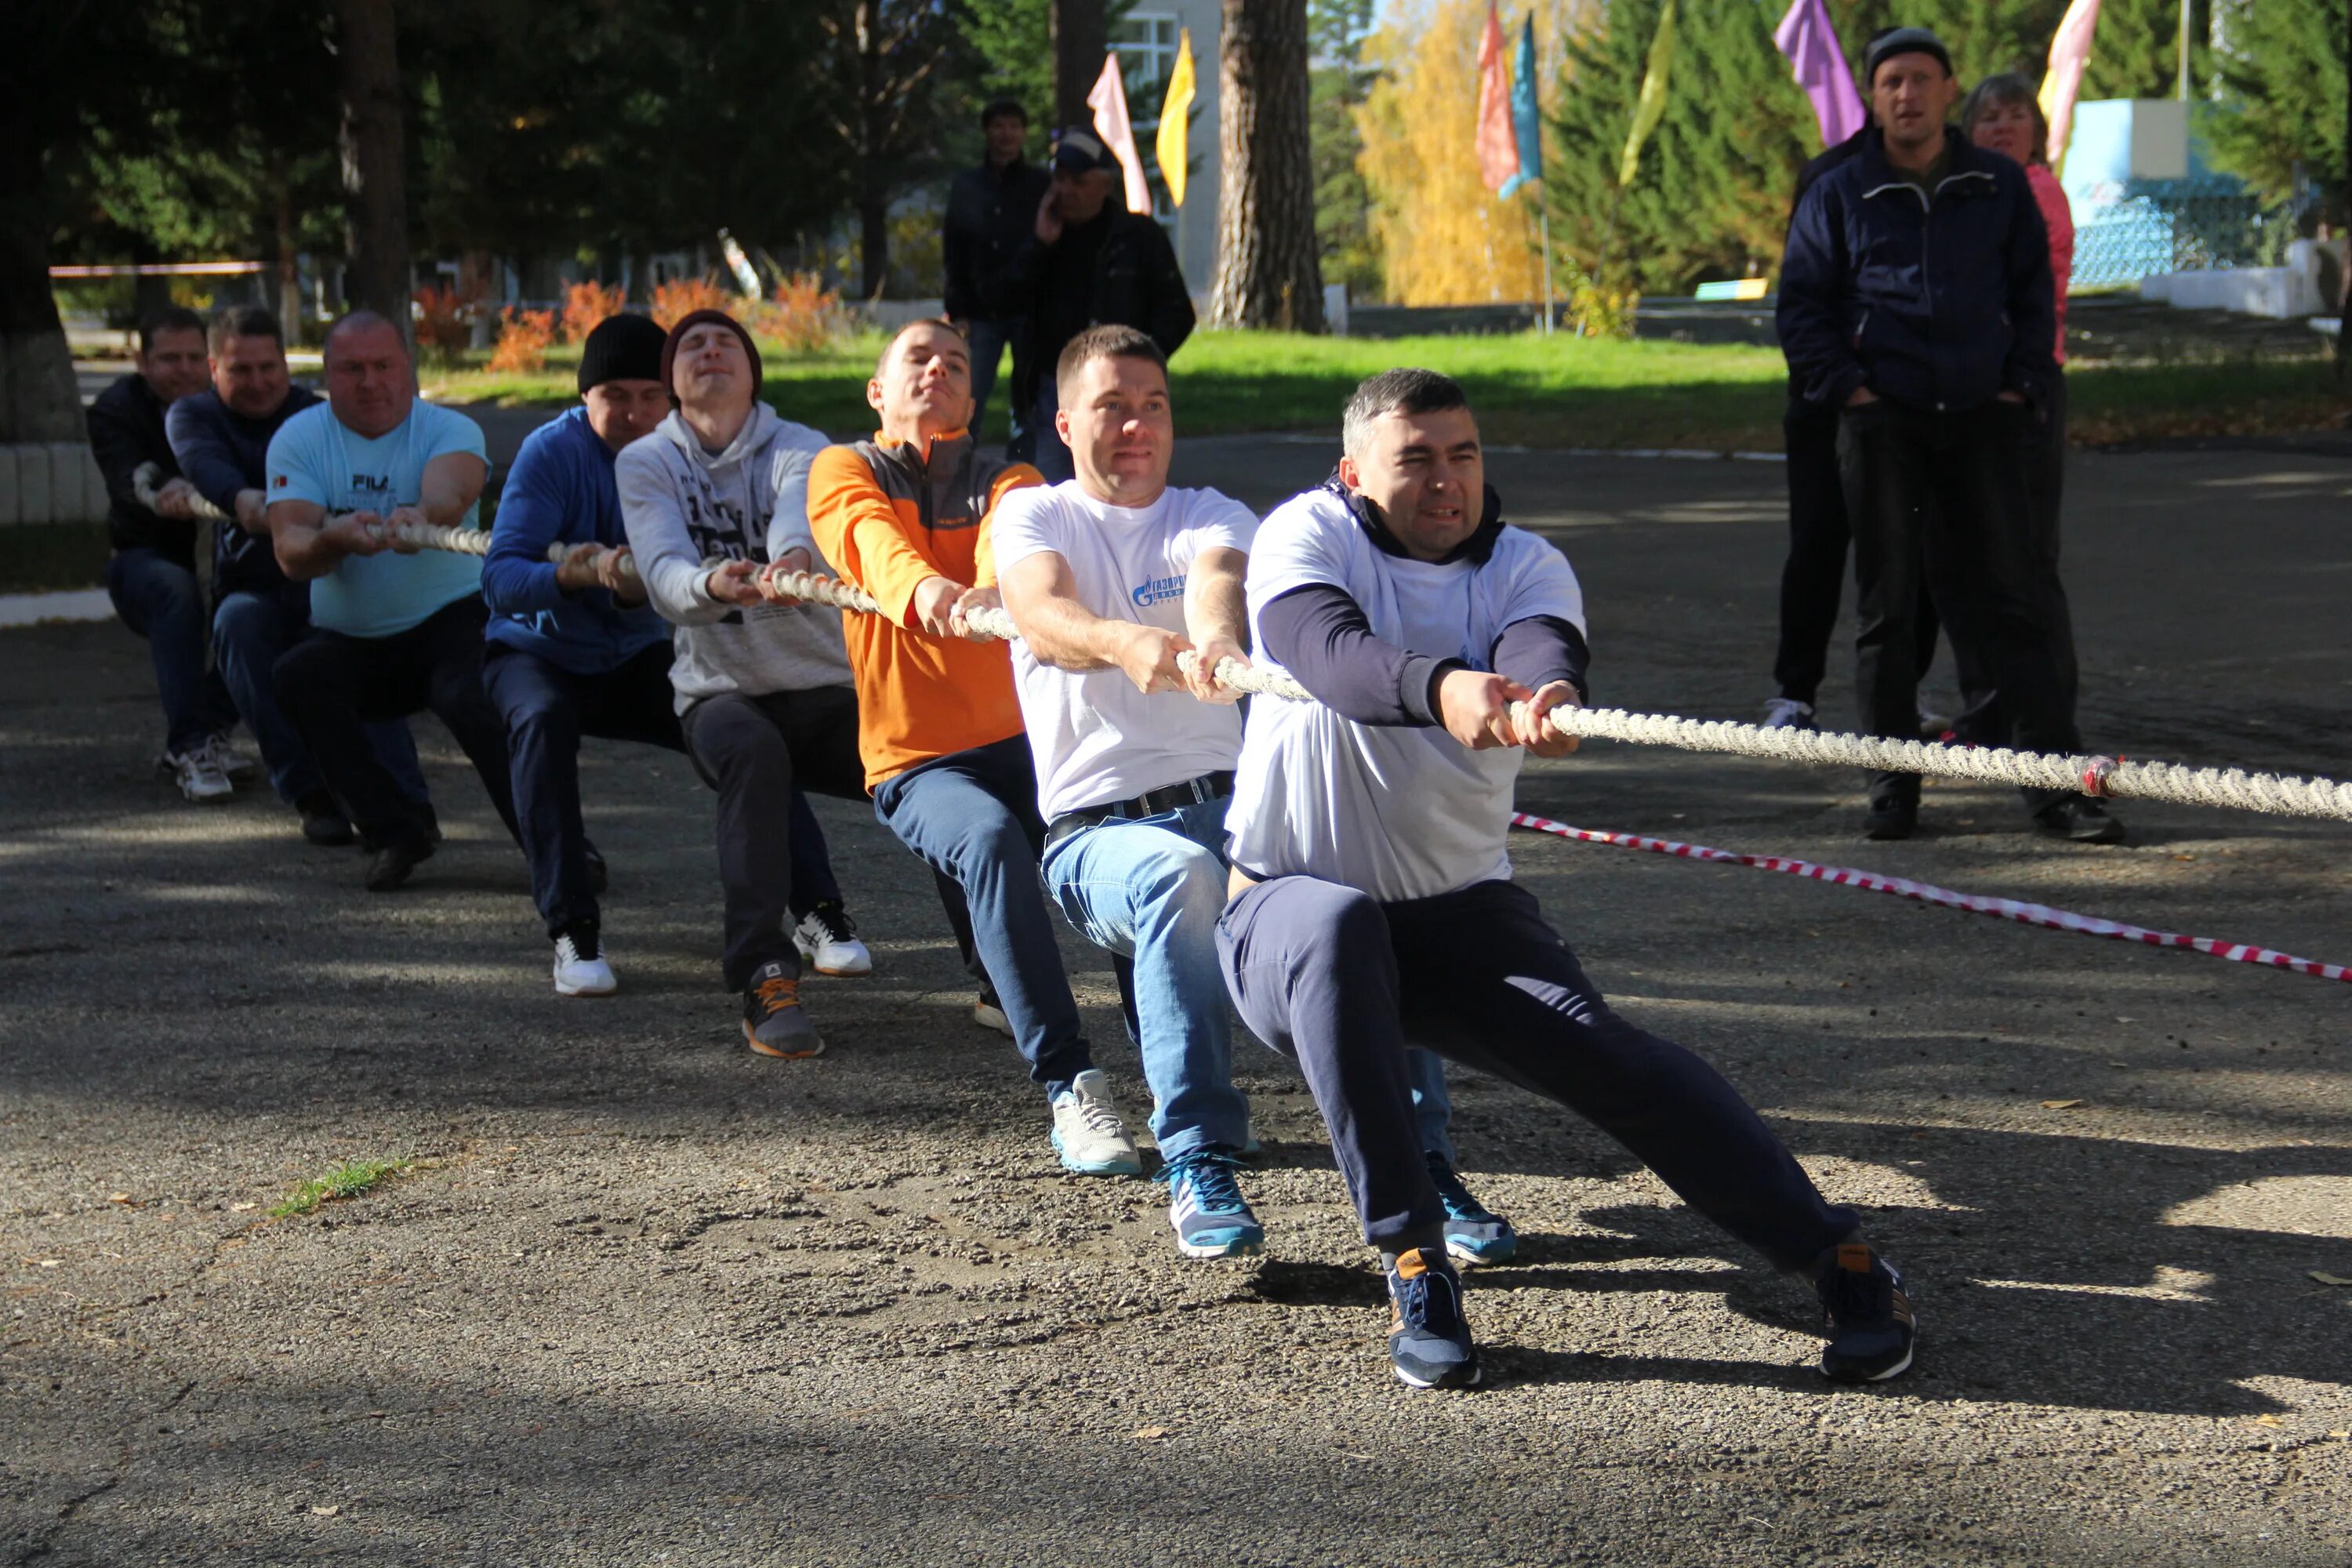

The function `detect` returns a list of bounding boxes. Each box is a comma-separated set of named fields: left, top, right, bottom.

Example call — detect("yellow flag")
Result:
left=1619, top=0, right=1677, bottom=188
left=1158, top=28, right=1196, bottom=208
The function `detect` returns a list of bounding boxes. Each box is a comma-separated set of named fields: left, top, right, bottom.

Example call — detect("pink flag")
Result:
left=2038, top=0, right=2103, bottom=168
left=1087, top=54, right=1154, bottom=216
left=1475, top=1, right=1520, bottom=194
left=1773, top=0, right=1864, bottom=149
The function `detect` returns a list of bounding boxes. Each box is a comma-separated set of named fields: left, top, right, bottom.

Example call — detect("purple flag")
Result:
left=1773, top=0, right=1865, bottom=149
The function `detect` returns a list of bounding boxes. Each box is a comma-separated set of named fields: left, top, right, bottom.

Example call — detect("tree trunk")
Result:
left=1051, top=0, right=1107, bottom=135
left=274, top=169, right=304, bottom=338
left=858, top=0, right=891, bottom=298
left=0, top=88, right=80, bottom=445
left=334, top=0, right=412, bottom=341
left=1209, top=0, right=1324, bottom=332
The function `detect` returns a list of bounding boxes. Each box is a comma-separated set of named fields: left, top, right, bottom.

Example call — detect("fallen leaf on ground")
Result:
left=1132, top=1426, right=1170, bottom=1441
left=230, top=1203, right=257, bottom=1213
left=2040, top=1099, right=2085, bottom=1110
left=107, top=1192, right=132, bottom=1204
left=2252, top=1414, right=2285, bottom=1428
left=2329, top=1432, right=2350, bottom=1440
left=310, top=1504, right=340, bottom=1517
left=2309, top=1272, right=2352, bottom=1287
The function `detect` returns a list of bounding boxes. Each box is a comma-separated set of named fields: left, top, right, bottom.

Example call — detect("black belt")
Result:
left=1044, top=771, right=1235, bottom=854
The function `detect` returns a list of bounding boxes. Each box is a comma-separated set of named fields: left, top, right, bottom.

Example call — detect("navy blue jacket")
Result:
left=481, top=406, right=669, bottom=675
left=87, top=375, right=194, bottom=563
left=165, top=384, right=322, bottom=598
left=1777, top=127, right=2056, bottom=414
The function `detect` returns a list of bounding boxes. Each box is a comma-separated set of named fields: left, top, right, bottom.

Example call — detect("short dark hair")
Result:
left=981, top=98, right=1028, bottom=130
left=875, top=315, right=968, bottom=379
left=1341, top=368, right=1471, bottom=458
left=1054, top=324, right=1167, bottom=401
left=139, top=307, right=205, bottom=352
left=209, top=306, right=284, bottom=355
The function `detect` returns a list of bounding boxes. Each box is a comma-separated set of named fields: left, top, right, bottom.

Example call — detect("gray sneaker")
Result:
left=742, top=961, right=823, bottom=1059
left=164, top=747, right=233, bottom=804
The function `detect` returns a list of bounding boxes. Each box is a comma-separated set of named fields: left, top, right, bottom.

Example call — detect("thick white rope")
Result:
left=138, top=464, right=2348, bottom=822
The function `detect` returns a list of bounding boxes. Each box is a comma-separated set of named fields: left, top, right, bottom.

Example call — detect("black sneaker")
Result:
left=1428, top=1152, right=1517, bottom=1265
left=1386, top=1247, right=1481, bottom=1389
left=742, top=960, right=823, bottom=1059
left=411, top=802, right=443, bottom=844
left=2031, top=797, right=2125, bottom=845
left=363, top=831, right=436, bottom=893
left=296, top=790, right=354, bottom=847
left=1815, top=1241, right=1916, bottom=1383
left=1865, top=793, right=1918, bottom=841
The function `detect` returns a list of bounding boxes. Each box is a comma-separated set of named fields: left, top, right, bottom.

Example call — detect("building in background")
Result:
left=1112, top=0, right=1221, bottom=303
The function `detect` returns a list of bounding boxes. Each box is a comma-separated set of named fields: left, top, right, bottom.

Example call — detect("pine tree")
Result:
left=1310, top=0, right=1383, bottom=299
left=2205, top=0, right=2347, bottom=216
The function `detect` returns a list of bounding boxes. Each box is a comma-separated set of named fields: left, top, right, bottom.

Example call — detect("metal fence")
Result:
left=2071, top=178, right=2298, bottom=289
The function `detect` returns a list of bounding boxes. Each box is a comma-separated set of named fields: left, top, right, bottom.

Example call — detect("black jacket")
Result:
left=942, top=158, right=1051, bottom=321
left=1777, top=127, right=2056, bottom=414
left=86, top=373, right=194, bottom=562
left=165, top=384, right=322, bottom=598
left=999, top=207, right=1196, bottom=409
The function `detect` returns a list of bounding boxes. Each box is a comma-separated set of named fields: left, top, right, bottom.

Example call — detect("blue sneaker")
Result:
left=1428, top=1153, right=1517, bottom=1265
left=1386, top=1247, right=1480, bottom=1388
left=1162, top=1152, right=1264, bottom=1260
left=1815, top=1241, right=1917, bottom=1383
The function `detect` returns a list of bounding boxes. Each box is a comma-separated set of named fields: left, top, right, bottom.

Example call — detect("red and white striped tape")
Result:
left=1508, top=811, right=2352, bottom=986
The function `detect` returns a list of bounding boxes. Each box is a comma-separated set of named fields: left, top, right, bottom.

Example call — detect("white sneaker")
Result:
left=166, top=748, right=234, bottom=804
left=974, top=998, right=1012, bottom=1035
left=199, top=731, right=259, bottom=782
left=792, top=902, right=873, bottom=977
left=552, top=931, right=618, bottom=997
left=1049, top=1069, right=1141, bottom=1176
left=1761, top=696, right=1816, bottom=730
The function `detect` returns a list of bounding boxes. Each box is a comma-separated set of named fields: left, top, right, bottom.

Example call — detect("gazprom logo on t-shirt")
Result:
left=1131, top=572, right=1186, bottom=609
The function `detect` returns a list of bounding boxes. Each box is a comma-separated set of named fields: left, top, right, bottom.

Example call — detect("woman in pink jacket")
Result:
left=1962, top=72, right=2078, bottom=717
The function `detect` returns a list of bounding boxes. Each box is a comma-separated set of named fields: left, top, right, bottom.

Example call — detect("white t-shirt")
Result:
left=990, top=480, right=1258, bottom=820
left=1223, top=486, right=1586, bottom=902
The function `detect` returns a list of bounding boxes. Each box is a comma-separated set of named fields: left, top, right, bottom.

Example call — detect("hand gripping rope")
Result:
left=151, top=465, right=2349, bottom=829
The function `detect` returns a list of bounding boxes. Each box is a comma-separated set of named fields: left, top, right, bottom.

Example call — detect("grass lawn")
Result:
left=422, top=328, right=2348, bottom=454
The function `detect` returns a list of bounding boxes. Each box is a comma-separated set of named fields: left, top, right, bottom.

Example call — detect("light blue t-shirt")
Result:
left=266, top=400, right=490, bottom=637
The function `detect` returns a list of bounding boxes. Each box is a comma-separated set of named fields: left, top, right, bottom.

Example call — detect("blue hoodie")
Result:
left=483, top=406, right=670, bottom=673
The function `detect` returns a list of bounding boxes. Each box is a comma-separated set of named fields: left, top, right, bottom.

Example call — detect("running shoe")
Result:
left=1162, top=1152, right=1264, bottom=1260
left=1048, top=1069, right=1140, bottom=1175
left=1428, top=1153, right=1518, bottom=1265
left=364, top=832, right=434, bottom=892
left=793, top=901, right=873, bottom=976
left=1815, top=1240, right=1917, bottom=1382
left=974, top=996, right=1012, bottom=1035
left=553, top=924, right=617, bottom=998
left=1761, top=697, right=1816, bottom=730
left=295, top=790, right=354, bottom=846
left=2031, top=797, right=2125, bottom=845
left=1387, top=1247, right=1481, bottom=1389
left=199, top=731, right=259, bottom=782
left=163, top=747, right=233, bottom=804
left=742, top=961, right=822, bottom=1058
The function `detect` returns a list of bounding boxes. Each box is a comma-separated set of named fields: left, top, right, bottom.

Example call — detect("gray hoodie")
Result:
left=616, top=404, right=855, bottom=713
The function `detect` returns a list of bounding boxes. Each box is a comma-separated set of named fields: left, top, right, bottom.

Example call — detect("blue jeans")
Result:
left=214, top=586, right=427, bottom=806
left=1040, top=796, right=1250, bottom=1163
left=106, top=548, right=234, bottom=753
left=1029, top=383, right=1076, bottom=484
left=966, top=314, right=1028, bottom=455
left=872, top=735, right=1094, bottom=1099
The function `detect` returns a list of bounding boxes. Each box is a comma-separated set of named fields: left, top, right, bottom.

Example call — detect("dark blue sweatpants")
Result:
left=1217, top=874, right=1857, bottom=1265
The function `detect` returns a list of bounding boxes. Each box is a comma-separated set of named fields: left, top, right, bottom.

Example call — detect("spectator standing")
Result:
left=89, top=306, right=248, bottom=801
left=167, top=306, right=434, bottom=844
left=944, top=98, right=1051, bottom=456
left=267, top=310, right=521, bottom=891
left=1964, top=72, right=2078, bottom=722
left=1777, top=27, right=2118, bottom=844
left=1000, top=129, right=1195, bottom=484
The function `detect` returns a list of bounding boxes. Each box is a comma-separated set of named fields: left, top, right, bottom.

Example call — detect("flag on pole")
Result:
left=1773, top=0, right=1864, bottom=150
left=1619, top=0, right=1677, bottom=188
left=1475, top=1, right=1521, bottom=194
left=1088, top=53, right=1153, bottom=216
left=1500, top=13, right=1543, bottom=198
left=1156, top=29, right=1196, bottom=208
left=2038, top=0, right=2103, bottom=172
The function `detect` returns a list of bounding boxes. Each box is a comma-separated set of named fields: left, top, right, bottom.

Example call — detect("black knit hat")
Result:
left=575, top=311, right=669, bottom=394
left=659, top=309, right=764, bottom=401
left=1864, top=27, right=1953, bottom=85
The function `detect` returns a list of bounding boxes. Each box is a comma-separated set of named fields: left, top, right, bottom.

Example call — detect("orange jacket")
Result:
left=805, top=431, right=1041, bottom=788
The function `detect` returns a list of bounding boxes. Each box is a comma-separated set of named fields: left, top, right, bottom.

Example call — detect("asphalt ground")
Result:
left=4, top=434, right=2349, bottom=1566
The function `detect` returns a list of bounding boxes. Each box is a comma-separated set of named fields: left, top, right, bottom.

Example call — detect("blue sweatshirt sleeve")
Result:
left=1258, top=583, right=1458, bottom=728
left=1492, top=615, right=1590, bottom=702
left=164, top=398, right=250, bottom=517
left=1776, top=177, right=1867, bottom=408
left=482, top=433, right=575, bottom=616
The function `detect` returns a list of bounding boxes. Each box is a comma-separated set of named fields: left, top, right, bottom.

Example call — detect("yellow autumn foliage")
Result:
left=1357, top=0, right=1551, bottom=307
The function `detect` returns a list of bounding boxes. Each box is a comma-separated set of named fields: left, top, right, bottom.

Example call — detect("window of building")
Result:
left=1110, top=12, right=1182, bottom=224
